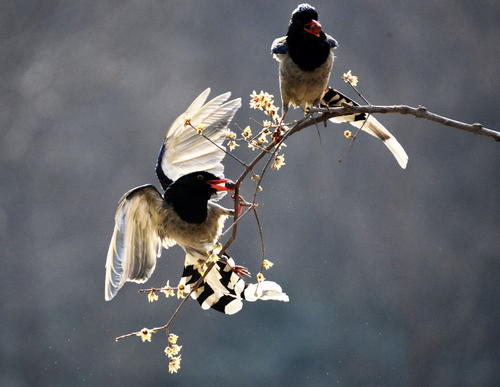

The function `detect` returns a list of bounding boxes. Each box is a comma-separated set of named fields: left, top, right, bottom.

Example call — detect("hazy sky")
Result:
left=1, top=1, right=499, bottom=386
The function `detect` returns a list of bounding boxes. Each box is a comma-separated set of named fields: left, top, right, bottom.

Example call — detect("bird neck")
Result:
left=164, top=185, right=210, bottom=224
left=287, top=26, right=330, bottom=72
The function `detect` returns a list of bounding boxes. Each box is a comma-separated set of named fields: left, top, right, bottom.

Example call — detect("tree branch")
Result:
left=290, top=104, right=500, bottom=141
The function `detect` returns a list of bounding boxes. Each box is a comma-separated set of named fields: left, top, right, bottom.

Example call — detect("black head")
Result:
left=291, top=3, right=319, bottom=26
left=290, top=3, right=322, bottom=38
left=165, top=171, right=233, bottom=223
left=173, top=171, right=231, bottom=196
left=286, top=4, right=331, bottom=72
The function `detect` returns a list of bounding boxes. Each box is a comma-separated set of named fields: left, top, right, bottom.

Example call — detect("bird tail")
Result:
left=320, top=88, right=408, bottom=169
left=180, top=252, right=289, bottom=315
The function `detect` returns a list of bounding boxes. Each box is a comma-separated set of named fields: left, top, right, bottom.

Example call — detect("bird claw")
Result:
left=230, top=264, right=251, bottom=278
left=232, top=194, right=254, bottom=215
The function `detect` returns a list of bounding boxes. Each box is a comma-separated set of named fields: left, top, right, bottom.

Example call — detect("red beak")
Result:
left=304, top=20, right=322, bottom=37
left=207, top=178, right=235, bottom=192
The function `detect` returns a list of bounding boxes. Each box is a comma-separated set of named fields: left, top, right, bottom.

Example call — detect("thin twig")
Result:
left=252, top=207, right=266, bottom=260
left=138, top=286, right=177, bottom=293
left=190, top=124, right=250, bottom=168
left=349, top=83, right=370, bottom=105
left=115, top=262, right=216, bottom=342
left=220, top=204, right=254, bottom=237
left=345, top=85, right=372, bottom=147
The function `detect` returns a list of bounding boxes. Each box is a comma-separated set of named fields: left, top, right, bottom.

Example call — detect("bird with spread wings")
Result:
left=105, top=89, right=288, bottom=314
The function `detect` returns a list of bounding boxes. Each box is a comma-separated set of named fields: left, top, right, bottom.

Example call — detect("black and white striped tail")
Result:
left=180, top=255, right=289, bottom=315
left=321, top=87, right=408, bottom=169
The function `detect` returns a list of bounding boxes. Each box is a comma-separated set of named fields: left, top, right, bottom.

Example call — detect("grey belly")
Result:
left=163, top=208, right=227, bottom=254
left=280, top=53, right=333, bottom=108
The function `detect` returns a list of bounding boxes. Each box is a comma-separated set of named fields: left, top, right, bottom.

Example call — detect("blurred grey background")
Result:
left=1, top=1, right=499, bottom=386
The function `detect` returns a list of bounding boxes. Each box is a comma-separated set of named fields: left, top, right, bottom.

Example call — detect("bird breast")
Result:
left=162, top=202, right=229, bottom=254
left=280, top=52, right=334, bottom=108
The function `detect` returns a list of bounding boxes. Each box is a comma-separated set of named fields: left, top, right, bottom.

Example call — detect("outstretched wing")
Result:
left=321, top=88, right=409, bottom=169
left=155, top=89, right=241, bottom=190
left=105, top=185, right=174, bottom=301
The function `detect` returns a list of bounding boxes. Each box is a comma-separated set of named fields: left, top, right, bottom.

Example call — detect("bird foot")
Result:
left=230, top=264, right=251, bottom=278
left=272, top=112, right=288, bottom=144
left=233, top=194, right=255, bottom=215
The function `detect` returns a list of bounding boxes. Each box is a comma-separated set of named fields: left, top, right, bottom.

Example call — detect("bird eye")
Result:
left=196, top=174, right=204, bottom=181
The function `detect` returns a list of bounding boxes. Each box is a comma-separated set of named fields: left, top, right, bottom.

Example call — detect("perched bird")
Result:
left=272, top=4, right=408, bottom=168
left=105, top=89, right=288, bottom=314
left=321, top=88, right=408, bottom=169
left=271, top=3, right=338, bottom=116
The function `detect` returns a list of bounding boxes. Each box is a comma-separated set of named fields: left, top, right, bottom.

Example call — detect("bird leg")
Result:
left=220, top=255, right=251, bottom=278
left=273, top=110, right=288, bottom=144
left=232, top=194, right=256, bottom=215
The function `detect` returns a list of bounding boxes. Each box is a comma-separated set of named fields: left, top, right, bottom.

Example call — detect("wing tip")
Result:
left=104, top=285, right=117, bottom=301
left=199, top=87, right=211, bottom=100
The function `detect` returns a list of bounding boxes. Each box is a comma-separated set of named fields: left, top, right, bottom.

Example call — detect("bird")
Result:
left=105, top=88, right=289, bottom=314
left=321, top=88, right=408, bottom=169
left=272, top=4, right=408, bottom=168
left=271, top=3, right=338, bottom=117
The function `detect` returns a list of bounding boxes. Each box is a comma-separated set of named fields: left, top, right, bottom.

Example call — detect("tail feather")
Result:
left=180, top=254, right=289, bottom=315
left=243, top=281, right=290, bottom=302
left=321, top=88, right=408, bottom=169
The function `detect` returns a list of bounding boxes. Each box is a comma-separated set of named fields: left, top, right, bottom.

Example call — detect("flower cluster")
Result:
left=192, top=259, right=206, bottom=275
left=221, top=91, right=289, bottom=153
left=262, top=259, right=274, bottom=270
left=256, top=259, right=276, bottom=282
left=258, top=127, right=271, bottom=144
left=249, top=90, right=280, bottom=121
left=177, top=283, right=186, bottom=299
left=144, top=281, right=177, bottom=302
left=137, top=328, right=153, bottom=342
left=147, top=290, right=159, bottom=303
left=224, top=129, right=237, bottom=139
left=242, top=126, right=252, bottom=139
left=134, top=328, right=184, bottom=373
left=342, top=70, right=359, bottom=87
left=183, top=115, right=192, bottom=127
left=161, top=281, right=175, bottom=298
left=195, top=124, right=206, bottom=135
left=207, top=242, right=222, bottom=263
left=272, top=154, right=286, bottom=170
left=221, top=129, right=238, bottom=151
left=165, top=333, right=182, bottom=374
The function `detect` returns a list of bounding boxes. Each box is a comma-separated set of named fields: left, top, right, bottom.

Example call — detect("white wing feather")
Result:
left=160, top=88, right=242, bottom=182
left=104, top=185, right=173, bottom=301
